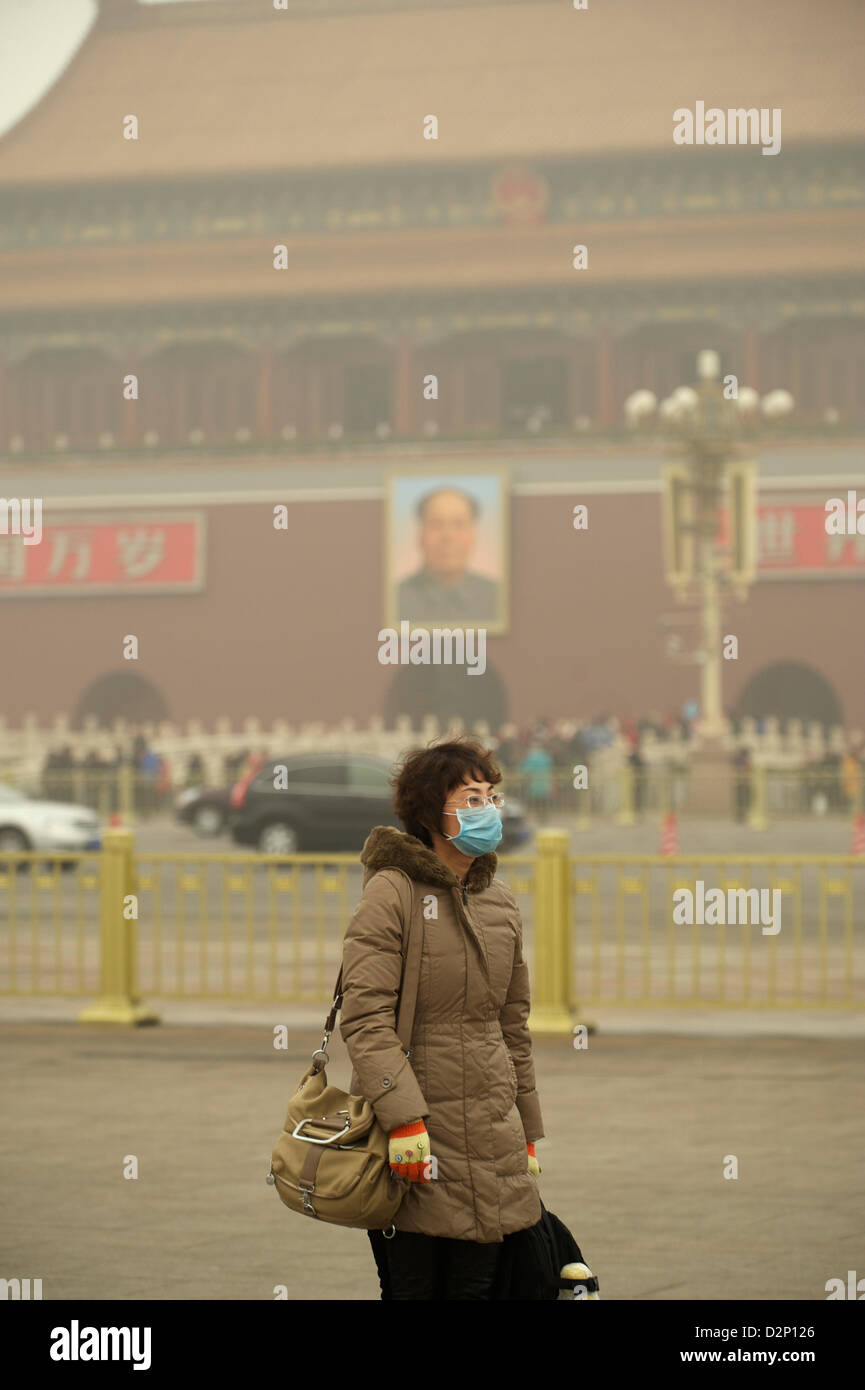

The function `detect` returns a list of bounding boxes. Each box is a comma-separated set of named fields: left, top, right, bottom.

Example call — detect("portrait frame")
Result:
left=384, top=465, right=510, bottom=635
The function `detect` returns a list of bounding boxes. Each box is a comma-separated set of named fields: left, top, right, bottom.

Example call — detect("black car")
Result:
left=229, top=753, right=532, bottom=855
left=174, top=784, right=233, bottom=836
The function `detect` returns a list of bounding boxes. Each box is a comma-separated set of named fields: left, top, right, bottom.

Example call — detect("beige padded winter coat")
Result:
left=339, top=825, right=544, bottom=1243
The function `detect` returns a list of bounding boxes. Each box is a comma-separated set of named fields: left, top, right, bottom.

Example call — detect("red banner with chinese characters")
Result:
left=719, top=495, right=865, bottom=579
left=0, top=512, right=205, bottom=595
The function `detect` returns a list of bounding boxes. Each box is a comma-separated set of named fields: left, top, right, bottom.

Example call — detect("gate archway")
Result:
left=736, top=662, right=843, bottom=729
left=73, top=671, right=170, bottom=729
left=384, top=660, right=508, bottom=733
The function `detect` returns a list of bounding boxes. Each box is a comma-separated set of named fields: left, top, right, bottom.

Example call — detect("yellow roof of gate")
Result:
left=0, top=0, right=862, bottom=187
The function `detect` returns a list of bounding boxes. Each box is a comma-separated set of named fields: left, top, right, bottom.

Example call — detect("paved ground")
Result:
left=2, top=995, right=863, bottom=1037
left=1, top=1021, right=861, bottom=1301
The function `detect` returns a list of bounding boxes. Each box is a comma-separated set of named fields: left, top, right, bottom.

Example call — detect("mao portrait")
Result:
left=386, top=470, right=508, bottom=633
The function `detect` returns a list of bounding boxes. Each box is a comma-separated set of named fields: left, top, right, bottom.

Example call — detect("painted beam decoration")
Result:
left=0, top=512, right=206, bottom=596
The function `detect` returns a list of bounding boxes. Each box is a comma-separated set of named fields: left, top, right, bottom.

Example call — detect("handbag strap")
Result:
left=318, top=867, right=421, bottom=1062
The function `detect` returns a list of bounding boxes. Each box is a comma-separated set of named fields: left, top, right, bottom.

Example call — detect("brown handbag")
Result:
left=267, top=868, right=423, bottom=1231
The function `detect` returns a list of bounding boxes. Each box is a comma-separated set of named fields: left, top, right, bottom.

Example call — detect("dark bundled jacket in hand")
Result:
left=339, top=825, right=544, bottom=1244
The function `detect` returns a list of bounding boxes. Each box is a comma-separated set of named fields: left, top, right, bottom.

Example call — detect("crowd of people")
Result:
left=41, top=736, right=174, bottom=816
left=487, top=712, right=693, bottom=818
left=487, top=713, right=864, bottom=819
left=31, top=712, right=865, bottom=822
left=38, top=740, right=269, bottom=817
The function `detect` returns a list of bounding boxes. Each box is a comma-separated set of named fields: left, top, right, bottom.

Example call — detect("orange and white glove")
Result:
left=527, top=1141, right=541, bottom=1179
left=388, top=1120, right=432, bottom=1182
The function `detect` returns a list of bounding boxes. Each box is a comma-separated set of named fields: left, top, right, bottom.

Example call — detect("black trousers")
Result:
left=369, top=1229, right=502, bottom=1300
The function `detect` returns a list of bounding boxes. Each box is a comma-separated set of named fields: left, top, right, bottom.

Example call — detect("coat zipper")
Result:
left=456, top=878, right=489, bottom=977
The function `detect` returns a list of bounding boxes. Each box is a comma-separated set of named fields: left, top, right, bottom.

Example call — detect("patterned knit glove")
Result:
left=388, top=1120, right=433, bottom=1182
left=527, top=1140, right=541, bottom=1180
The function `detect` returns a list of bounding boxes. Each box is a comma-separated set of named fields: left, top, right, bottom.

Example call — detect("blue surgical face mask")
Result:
left=444, top=803, right=503, bottom=857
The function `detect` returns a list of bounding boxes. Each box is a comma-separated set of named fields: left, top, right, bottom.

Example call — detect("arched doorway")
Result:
left=764, top=316, right=865, bottom=427
left=736, top=662, right=843, bottom=729
left=427, top=327, right=586, bottom=436
left=276, top=334, right=393, bottom=441
left=384, top=661, right=508, bottom=732
left=8, top=346, right=119, bottom=452
left=73, top=672, right=170, bottom=729
left=143, top=341, right=256, bottom=447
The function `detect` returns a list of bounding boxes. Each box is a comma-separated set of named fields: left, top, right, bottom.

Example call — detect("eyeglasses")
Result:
left=443, top=792, right=505, bottom=812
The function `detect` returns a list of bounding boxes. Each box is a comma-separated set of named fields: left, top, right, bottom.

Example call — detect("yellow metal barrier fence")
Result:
left=514, top=837, right=863, bottom=1022
left=0, top=849, right=102, bottom=997
left=0, top=829, right=862, bottom=1026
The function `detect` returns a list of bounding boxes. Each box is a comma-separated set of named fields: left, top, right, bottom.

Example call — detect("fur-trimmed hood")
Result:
left=360, top=824, right=497, bottom=893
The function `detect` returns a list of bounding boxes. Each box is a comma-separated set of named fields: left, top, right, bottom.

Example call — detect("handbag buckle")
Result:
left=291, top=1116, right=352, bottom=1144
left=311, top=1028, right=333, bottom=1067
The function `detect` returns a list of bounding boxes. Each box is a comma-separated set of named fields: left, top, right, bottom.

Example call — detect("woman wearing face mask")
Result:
left=339, top=736, right=544, bottom=1300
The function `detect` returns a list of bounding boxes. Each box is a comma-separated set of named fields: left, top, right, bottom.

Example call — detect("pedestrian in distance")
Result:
left=519, top=740, right=554, bottom=823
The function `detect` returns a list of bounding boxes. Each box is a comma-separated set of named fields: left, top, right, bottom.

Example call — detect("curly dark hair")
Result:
left=391, top=736, right=502, bottom=847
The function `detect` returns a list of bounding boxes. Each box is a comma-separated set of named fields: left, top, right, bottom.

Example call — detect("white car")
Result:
left=0, top=784, right=101, bottom=854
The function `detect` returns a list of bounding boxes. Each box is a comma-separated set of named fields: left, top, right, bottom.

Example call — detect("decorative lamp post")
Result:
left=624, top=352, right=794, bottom=807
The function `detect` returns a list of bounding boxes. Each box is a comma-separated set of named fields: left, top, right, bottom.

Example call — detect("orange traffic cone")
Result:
left=850, top=813, right=865, bottom=855
left=660, top=812, right=679, bottom=855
